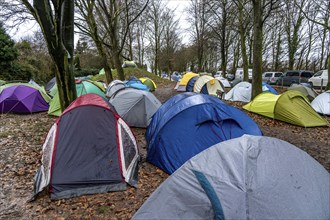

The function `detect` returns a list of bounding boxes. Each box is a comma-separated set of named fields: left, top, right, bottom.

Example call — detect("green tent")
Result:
left=243, top=90, right=329, bottom=127
left=0, top=80, right=6, bottom=86
left=139, top=77, right=157, bottom=91
left=48, top=80, right=106, bottom=116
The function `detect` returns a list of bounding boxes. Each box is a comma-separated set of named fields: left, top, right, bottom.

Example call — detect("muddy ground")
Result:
left=0, top=82, right=329, bottom=219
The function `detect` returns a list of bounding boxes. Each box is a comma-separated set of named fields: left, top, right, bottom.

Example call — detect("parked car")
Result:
left=262, top=72, right=283, bottom=84
left=277, top=70, right=314, bottom=86
left=235, top=68, right=253, bottom=81
left=308, top=69, right=328, bottom=88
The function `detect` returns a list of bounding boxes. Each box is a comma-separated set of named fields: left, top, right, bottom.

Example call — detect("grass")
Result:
left=91, top=67, right=170, bottom=85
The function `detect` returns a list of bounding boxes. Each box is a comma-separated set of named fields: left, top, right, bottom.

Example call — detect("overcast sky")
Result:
left=9, top=0, right=191, bottom=44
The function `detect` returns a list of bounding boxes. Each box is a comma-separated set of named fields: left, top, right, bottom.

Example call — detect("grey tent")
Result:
left=31, top=94, right=139, bottom=200
left=133, top=135, right=329, bottom=220
left=106, top=80, right=126, bottom=98
left=109, top=88, right=162, bottom=128
left=287, top=84, right=318, bottom=102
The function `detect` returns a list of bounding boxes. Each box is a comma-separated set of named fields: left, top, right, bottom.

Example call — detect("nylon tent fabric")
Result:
left=262, top=82, right=278, bottom=94
left=215, top=76, right=231, bottom=88
left=224, top=81, right=252, bottom=102
left=125, top=78, right=149, bottom=91
left=146, top=93, right=262, bottom=174
left=0, top=83, right=50, bottom=113
left=311, top=90, right=330, bottom=115
left=179, top=72, right=199, bottom=86
left=139, top=77, right=157, bottom=91
left=287, top=84, right=318, bottom=102
left=106, top=80, right=126, bottom=98
left=243, top=90, right=329, bottom=127
left=133, top=135, right=329, bottom=220
left=176, top=72, right=199, bottom=91
left=31, top=93, right=139, bottom=200
left=193, top=75, right=225, bottom=96
left=109, top=88, right=162, bottom=128
left=225, top=82, right=278, bottom=102
left=48, top=80, right=106, bottom=116
left=186, top=76, right=199, bottom=92
left=45, top=77, right=57, bottom=97
left=122, top=60, right=137, bottom=68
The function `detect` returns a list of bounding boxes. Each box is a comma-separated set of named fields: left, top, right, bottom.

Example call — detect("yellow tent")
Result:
left=179, top=72, right=199, bottom=86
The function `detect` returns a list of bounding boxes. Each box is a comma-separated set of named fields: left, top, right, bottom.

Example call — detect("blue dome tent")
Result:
left=125, top=77, right=149, bottom=91
left=262, top=82, right=278, bottom=94
left=146, top=93, right=263, bottom=174
left=186, top=76, right=199, bottom=92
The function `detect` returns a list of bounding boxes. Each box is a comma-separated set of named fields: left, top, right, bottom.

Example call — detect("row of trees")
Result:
left=0, top=0, right=329, bottom=110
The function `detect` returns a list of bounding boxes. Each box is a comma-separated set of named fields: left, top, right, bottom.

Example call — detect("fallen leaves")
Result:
left=0, top=85, right=329, bottom=219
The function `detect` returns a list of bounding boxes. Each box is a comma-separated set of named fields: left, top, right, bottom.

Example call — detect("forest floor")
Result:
left=0, top=81, right=329, bottom=219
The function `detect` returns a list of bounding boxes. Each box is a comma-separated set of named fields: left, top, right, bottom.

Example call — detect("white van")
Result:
left=308, top=69, right=328, bottom=87
left=235, top=68, right=253, bottom=81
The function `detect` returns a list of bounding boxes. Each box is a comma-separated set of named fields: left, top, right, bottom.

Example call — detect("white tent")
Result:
left=133, top=135, right=329, bottom=220
left=311, top=90, right=330, bottom=115
left=193, top=75, right=225, bottom=96
left=215, top=76, right=231, bottom=88
left=224, top=81, right=252, bottom=102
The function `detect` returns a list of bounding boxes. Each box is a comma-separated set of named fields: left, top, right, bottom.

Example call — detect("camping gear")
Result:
left=215, top=76, right=231, bottom=88
left=0, top=83, right=50, bottom=113
left=106, top=80, right=126, bottom=98
left=243, top=90, right=329, bottom=127
left=31, top=94, right=139, bottom=200
left=109, top=88, right=162, bottom=128
left=122, top=60, right=137, bottom=68
left=186, top=76, right=199, bottom=92
left=48, top=80, right=106, bottom=116
left=146, top=93, right=262, bottom=174
left=311, top=90, right=330, bottom=115
left=287, top=84, right=318, bottom=101
left=193, top=75, right=225, bottom=96
left=225, top=81, right=252, bottom=102
left=125, top=77, right=149, bottom=91
left=262, top=82, right=278, bottom=94
left=176, top=72, right=199, bottom=91
left=139, top=77, right=157, bottom=91
left=225, top=82, right=277, bottom=102
left=45, top=77, right=57, bottom=97
left=0, top=80, right=6, bottom=86
left=133, top=135, right=330, bottom=220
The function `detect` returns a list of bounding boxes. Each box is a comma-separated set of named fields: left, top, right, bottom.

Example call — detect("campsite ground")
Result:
left=0, top=81, right=329, bottom=219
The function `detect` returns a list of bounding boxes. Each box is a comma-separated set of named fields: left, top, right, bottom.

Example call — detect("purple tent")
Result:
left=0, top=84, right=50, bottom=113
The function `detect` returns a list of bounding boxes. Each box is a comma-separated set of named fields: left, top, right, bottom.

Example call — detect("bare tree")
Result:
left=15, top=0, right=77, bottom=110
left=233, top=0, right=252, bottom=81
left=75, top=0, right=113, bottom=83
left=187, top=0, right=211, bottom=72
left=75, top=0, right=148, bottom=81
left=297, top=0, right=330, bottom=90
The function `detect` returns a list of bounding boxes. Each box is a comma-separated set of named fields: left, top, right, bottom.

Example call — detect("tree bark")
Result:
left=31, top=0, right=76, bottom=111
left=251, top=0, right=263, bottom=99
left=238, top=0, right=249, bottom=81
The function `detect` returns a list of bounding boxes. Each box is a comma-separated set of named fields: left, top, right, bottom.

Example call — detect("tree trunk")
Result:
left=251, top=0, right=263, bottom=100
left=238, top=0, right=249, bottom=81
left=274, top=31, right=281, bottom=70
left=326, top=54, right=330, bottom=90
left=32, top=0, right=76, bottom=111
